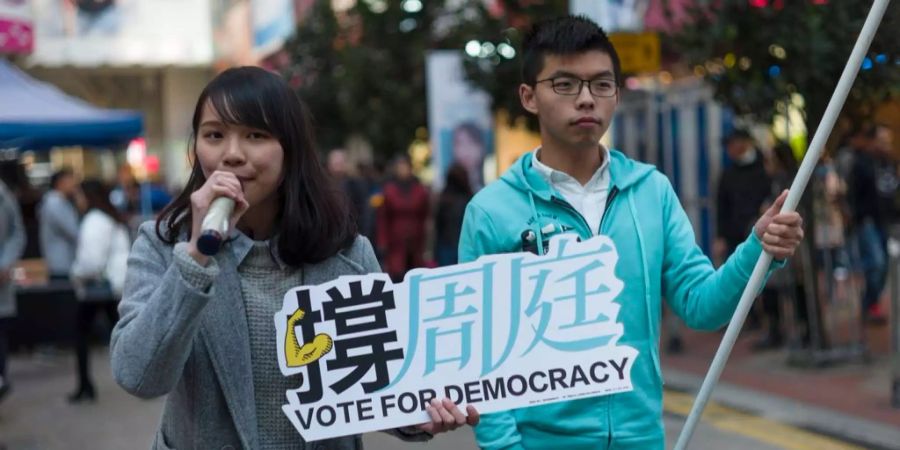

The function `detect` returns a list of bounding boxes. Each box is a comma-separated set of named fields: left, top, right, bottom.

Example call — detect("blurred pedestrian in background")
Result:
left=68, top=179, right=130, bottom=403
left=38, top=168, right=83, bottom=281
left=756, top=142, right=803, bottom=350
left=0, top=160, right=42, bottom=259
left=0, top=176, right=25, bottom=403
left=715, top=130, right=773, bottom=260
left=377, top=155, right=430, bottom=281
left=327, top=148, right=373, bottom=240
left=110, top=164, right=141, bottom=228
left=810, top=147, right=853, bottom=321
left=845, top=123, right=893, bottom=322
left=434, top=163, right=473, bottom=267
left=715, top=129, right=773, bottom=329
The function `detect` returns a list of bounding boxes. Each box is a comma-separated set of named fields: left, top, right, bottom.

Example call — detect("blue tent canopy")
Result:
left=0, top=59, right=143, bottom=150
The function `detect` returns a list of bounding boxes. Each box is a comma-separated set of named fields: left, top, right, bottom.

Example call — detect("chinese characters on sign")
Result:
left=275, top=234, right=638, bottom=441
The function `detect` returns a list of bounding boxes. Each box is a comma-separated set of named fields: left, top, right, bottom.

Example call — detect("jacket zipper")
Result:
left=550, top=186, right=620, bottom=444
left=549, top=185, right=620, bottom=237
left=551, top=197, right=591, bottom=237
left=599, top=186, right=620, bottom=233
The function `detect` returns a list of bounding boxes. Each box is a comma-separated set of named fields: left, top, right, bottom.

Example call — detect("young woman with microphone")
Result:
left=110, top=67, right=477, bottom=450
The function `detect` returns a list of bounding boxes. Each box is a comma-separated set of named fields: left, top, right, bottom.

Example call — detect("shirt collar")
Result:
left=227, top=229, right=288, bottom=270
left=532, top=145, right=610, bottom=190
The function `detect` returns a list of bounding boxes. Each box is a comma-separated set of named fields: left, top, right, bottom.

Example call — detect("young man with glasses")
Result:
left=458, top=15, right=805, bottom=450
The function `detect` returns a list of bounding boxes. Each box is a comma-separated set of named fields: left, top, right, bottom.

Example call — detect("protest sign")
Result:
left=275, top=234, right=638, bottom=441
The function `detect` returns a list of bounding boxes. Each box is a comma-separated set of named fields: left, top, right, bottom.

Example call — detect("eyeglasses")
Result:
left=535, top=76, right=618, bottom=97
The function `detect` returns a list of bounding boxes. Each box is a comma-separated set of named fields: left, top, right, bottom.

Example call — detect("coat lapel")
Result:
left=200, top=249, right=258, bottom=450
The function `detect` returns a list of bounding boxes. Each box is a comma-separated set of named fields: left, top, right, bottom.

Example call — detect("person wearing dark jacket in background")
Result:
left=715, top=130, right=774, bottom=260
left=846, top=124, right=894, bottom=322
left=434, top=163, right=473, bottom=267
left=715, top=130, right=774, bottom=331
left=327, top=149, right=373, bottom=240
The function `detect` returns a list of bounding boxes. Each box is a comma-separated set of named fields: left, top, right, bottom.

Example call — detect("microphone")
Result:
left=196, top=197, right=234, bottom=256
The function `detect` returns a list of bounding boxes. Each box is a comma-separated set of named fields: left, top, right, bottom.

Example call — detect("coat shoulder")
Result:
left=342, top=235, right=375, bottom=263
left=315, top=235, right=378, bottom=280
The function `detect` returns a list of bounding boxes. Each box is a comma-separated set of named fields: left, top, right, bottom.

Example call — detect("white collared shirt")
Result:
left=532, top=146, right=611, bottom=235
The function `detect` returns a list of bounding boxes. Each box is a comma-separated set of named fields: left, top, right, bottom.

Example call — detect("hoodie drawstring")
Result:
left=627, top=190, right=663, bottom=381
left=528, top=191, right=545, bottom=256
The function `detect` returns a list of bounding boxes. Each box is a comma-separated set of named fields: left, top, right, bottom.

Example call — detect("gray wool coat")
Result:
left=0, top=181, right=25, bottom=319
left=111, top=222, right=427, bottom=450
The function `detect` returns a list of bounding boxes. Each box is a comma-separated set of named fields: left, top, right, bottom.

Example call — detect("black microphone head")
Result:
left=196, top=230, right=225, bottom=256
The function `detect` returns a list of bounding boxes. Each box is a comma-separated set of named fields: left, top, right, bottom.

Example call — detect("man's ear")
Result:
left=520, top=83, right=539, bottom=115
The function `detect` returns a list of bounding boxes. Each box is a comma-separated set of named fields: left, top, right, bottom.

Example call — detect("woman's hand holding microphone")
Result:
left=186, top=171, right=250, bottom=266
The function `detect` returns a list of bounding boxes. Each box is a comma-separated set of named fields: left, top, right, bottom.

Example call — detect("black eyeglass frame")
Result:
left=534, top=76, right=619, bottom=97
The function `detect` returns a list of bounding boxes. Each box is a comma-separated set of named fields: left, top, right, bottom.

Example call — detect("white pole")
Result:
left=674, top=1, right=892, bottom=448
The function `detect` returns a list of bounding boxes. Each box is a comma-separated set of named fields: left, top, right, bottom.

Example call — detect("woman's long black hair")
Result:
left=155, top=66, right=357, bottom=266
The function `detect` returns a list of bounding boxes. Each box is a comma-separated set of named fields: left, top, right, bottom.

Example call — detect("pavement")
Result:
left=663, top=368, right=900, bottom=450
left=660, top=306, right=900, bottom=450
left=0, top=347, right=164, bottom=450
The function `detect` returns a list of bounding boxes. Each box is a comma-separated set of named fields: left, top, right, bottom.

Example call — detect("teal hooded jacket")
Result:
left=458, top=150, right=778, bottom=450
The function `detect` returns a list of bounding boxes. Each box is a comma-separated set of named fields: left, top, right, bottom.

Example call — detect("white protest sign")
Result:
left=274, top=234, right=638, bottom=441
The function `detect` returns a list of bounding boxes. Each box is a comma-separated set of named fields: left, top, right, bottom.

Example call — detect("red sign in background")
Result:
left=0, top=18, right=32, bottom=54
left=0, top=0, right=32, bottom=55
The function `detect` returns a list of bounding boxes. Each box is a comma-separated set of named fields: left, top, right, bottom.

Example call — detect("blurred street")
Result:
left=1, top=344, right=897, bottom=450
left=2, top=1, right=900, bottom=450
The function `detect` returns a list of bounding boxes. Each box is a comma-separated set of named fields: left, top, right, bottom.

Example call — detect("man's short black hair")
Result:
left=521, top=15, right=622, bottom=87
left=50, top=168, right=73, bottom=189
left=725, top=129, right=753, bottom=145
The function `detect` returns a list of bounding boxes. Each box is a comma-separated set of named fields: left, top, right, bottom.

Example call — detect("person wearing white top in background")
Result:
left=69, top=179, right=131, bottom=403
